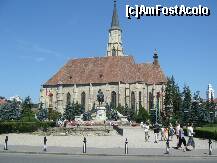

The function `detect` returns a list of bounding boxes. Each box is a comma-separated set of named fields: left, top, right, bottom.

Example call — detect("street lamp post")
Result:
left=184, top=110, right=189, bottom=125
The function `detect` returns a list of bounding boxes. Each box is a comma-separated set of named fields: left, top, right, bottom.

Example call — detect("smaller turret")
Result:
left=153, top=49, right=159, bottom=66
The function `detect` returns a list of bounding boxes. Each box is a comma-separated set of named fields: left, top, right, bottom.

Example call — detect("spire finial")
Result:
left=111, top=0, right=120, bottom=29
left=154, top=49, right=158, bottom=58
left=154, top=48, right=158, bottom=55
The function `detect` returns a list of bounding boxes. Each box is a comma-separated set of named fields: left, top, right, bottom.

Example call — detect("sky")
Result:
left=0, top=0, right=216, bottom=103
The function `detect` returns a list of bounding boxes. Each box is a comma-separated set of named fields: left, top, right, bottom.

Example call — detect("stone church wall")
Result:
left=40, top=82, right=165, bottom=114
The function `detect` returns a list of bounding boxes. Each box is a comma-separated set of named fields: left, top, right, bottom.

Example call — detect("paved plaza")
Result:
left=0, top=127, right=216, bottom=156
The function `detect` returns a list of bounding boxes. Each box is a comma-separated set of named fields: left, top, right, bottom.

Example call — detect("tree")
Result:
left=83, top=111, right=92, bottom=121
left=49, top=110, right=62, bottom=122
left=210, top=94, right=216, bottom=109
left=105, top=103, right=119, bottom=121
left=164, top=77, right=173, bottom=109
left=173, top=84, right=182, bottom=117
left=126, top=104, right=136, bottom=122
left=111, top=109, right=118, bottom=121
left=190, top=91, right=202, bottom=126
left=21, top=96, right=34, bottom=121
left=116, top=104, right=127, bottom=116
left=163, top=77, right=174, bottom=126
left=0, top=100, right=21, bottom=120
left=36, top=103, right=48, bottom=121
left=202, top=95, right=216, bottom=123
left=74, top=101, right=85, bottom=116
left=182, top=85, right=192, bottom=124
left=63, top=102, right=84, bottom=121
left=63, top=103, right=75, bottom=121
left=105, top=103, right=112, bottom=120
left=135, top=107, right=149, bottom=123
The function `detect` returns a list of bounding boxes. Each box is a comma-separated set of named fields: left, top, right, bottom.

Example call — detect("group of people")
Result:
left=175, top=122, right=195, bottom=151
left=141, top=121, right=195, bottom=151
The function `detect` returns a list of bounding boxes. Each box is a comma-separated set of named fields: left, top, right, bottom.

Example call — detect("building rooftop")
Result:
left=44, top=56, right=167, bottom=86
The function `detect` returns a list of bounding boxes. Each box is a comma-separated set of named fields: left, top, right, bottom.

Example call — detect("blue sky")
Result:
left=0, top=0, right=216, bottom=103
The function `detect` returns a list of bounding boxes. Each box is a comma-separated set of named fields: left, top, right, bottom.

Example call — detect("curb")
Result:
left=1, top=150, right=217, bottom=158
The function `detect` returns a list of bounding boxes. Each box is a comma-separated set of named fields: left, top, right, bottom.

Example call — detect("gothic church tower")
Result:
left=107, top=0, right=124, bottom=56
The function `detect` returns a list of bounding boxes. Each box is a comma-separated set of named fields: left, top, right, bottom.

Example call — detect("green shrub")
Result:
left=194, top=127, right=217, bottom=140
left=136, top=107, right=149, bottom=123
left=0, top=121, right=56, bottom=134
left=49, top=110, right=62, bottom=121
left=20, top=112, right=37, bottom=122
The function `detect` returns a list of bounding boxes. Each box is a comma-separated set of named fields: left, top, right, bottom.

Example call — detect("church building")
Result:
left=40, top=1, right=167, bottom=114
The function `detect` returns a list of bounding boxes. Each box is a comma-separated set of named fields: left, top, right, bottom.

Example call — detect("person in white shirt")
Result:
left=187, top=123, right=195, bottom=149
left=140, top=122, right=144, bottom=128
left=175, top=122, right=180, bottom=139
left=143, top=122, right=150, bottom=141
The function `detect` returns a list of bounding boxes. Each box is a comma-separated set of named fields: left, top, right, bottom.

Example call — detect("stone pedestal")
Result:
left=95, top=106, right=107, bottom=121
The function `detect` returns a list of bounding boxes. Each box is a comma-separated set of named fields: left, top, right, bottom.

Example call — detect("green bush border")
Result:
left=194, top=127, right=217, bottom=140
left=0, top=121, right=56, bottom=134
left=184, top=127, right=217, bottom=140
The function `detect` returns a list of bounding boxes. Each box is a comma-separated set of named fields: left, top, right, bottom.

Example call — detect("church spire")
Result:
left=111, top=0, right=120, bottom=29
left=107, top=0, right=124, bottom=57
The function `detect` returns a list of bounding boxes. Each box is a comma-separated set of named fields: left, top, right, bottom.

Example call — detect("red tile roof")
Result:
left=44, top=56, right=167, bottom=86
left=0, top=99, right=7, bottom=105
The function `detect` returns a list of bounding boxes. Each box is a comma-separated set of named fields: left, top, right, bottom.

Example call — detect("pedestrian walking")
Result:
left=187, top=123, right=195, bottom=149
left=140, top=122, right=144, bottom=128
left=43, top=136, right=47, bottom=151
left=176, top=125, right=190, bottom=152
left=169, top=123, right=175, bottom=141
left=153, top=123, right=160, bottom=143
left=160, top=127, right=165, bottom=141
left=163, top=127, right=168, bottom=141
left=144, top=122, right=150, bottom=141
left=175, top=122, right=180, bottom=139
left=4, top=136, right=8, bottom=150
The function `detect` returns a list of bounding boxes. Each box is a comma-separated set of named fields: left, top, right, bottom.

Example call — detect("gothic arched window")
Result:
left=111, top=91, right=117, bottom=108
left=149, top=92, right=154, bottom=110
left=66, top=92, right=71, bottom=105
left=81, top=92, right=86, bottom=108
left=131, top=91, right=135, bottom=111
left=48, top=92, right=53, bottom=107
left=139, top=91, right=142, bottom=108
left=156, top=92, right=160, bottom=111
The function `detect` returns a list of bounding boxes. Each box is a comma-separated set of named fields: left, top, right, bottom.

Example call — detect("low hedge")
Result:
left=194, top=127, right=217, bottom=140
left=184, top=127, right=217, bottom=140
left=0, top=121, right=56, bottom=134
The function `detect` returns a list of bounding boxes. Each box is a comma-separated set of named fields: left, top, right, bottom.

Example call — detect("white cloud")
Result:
left=16, top=39, right=61, bottom=57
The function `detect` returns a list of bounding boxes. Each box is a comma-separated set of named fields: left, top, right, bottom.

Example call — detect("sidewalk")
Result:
left=0, top=127, right=216, bottom=157
left=0, top=145, right=216, bottom=157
